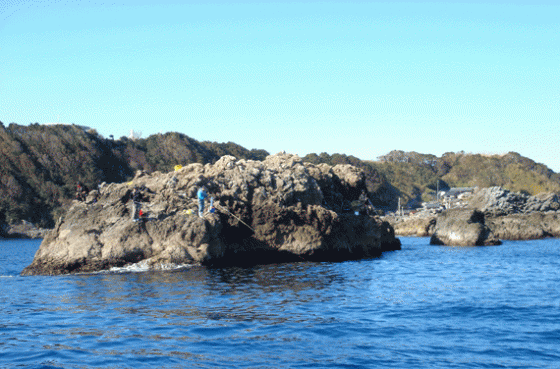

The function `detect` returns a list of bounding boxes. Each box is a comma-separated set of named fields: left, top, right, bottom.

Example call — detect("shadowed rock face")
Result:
left=430, top=209, right=501, bottom=246
left=22, top=153, right=400, bottom=275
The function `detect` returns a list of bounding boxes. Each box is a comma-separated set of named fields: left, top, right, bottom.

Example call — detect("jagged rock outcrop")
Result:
left=22, top=153, right=401, bottom=275
left=430, top=209, right=501, bottom=246
left=467, top=187, right=560, bottom=239
left=387, top=187, right=560, bottom=241
left=468, top=186, right=560, bottom=215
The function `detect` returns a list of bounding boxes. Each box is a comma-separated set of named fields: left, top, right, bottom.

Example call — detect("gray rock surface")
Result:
left=388, top=186, right=560, bottom=241
left=22, top=153, right=400, bottom=275
left=430, top=209, right=501, bottom=246
left=485, top=212, right=560, bottom=240
left=467, top=187, right=560, bottom=239
left=2, top=221, right=49, bottom=239
left=469, top=186, right=560, bottom=215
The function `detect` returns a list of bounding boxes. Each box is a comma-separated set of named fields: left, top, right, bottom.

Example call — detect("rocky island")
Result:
left=386, top=186, right=560, bottom=246
left=22, top=153, right=401, bottom=276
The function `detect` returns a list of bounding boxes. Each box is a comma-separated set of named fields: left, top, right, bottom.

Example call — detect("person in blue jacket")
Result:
left=197, top=186, right=208, bottom=217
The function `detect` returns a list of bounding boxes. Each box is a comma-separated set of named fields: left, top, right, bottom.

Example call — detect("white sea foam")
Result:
left=106, top=260, right=191, bottom=274
left=74, top=260, right=192, bottom=275
left=108, top=259, right=151, bottom=273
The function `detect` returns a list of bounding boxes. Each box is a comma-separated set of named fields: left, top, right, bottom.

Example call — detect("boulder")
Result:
left=22, top=153, right=400, bottom=275
left=430, top=209, right=501, bottom=246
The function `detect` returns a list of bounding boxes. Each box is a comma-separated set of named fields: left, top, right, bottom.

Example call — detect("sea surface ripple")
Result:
left=1, top=237, right=560, bottom=368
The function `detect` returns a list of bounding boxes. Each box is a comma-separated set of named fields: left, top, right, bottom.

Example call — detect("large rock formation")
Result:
left=387, top=187, right=560, bottom=241
left=467, top=187, right=560, bottom=239
left=429, top=209, right=501, bottom=246
left=22, top=153, right=400, bottom=275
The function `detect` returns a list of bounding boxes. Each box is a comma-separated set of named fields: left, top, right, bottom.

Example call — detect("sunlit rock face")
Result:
left=22, top=153, right=400, bottom=276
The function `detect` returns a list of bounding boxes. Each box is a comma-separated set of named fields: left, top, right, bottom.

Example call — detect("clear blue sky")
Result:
left=1, top=0, right=559, bottom=172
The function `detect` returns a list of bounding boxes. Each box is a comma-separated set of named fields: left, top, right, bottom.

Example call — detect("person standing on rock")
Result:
left=130, top=187, right=148, bottom=221
left=197, top=186, right=208, bottom=218
left=76, top=182, right=89, bottom=202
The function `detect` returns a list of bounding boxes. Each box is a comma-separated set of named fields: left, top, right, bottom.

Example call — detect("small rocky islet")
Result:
left=386, top=186, right=560, bottom=245
left=22, top=153, right=401, bottom=276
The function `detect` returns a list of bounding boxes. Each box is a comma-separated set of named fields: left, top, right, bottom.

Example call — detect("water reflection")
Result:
left=53, top=260, right=355, bottom=328
left=205, top=262, right=345, bottom=293
left=66, top=261, right=348, bottom=300
left=5, top=238, right=560, bottom=368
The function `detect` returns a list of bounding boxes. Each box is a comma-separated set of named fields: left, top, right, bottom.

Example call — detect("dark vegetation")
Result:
left=0, top=122, right=267, bottom=229
left=370, top=150, right=560, bottom=206
left=1, top=123, right=559, bottom=230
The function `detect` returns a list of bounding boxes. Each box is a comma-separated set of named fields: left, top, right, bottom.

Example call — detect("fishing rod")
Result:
left=212, top=202, right=255, bottom=232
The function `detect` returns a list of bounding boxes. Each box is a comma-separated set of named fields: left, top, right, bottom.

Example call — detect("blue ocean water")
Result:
left=1, top=237, right=560, bottom=369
